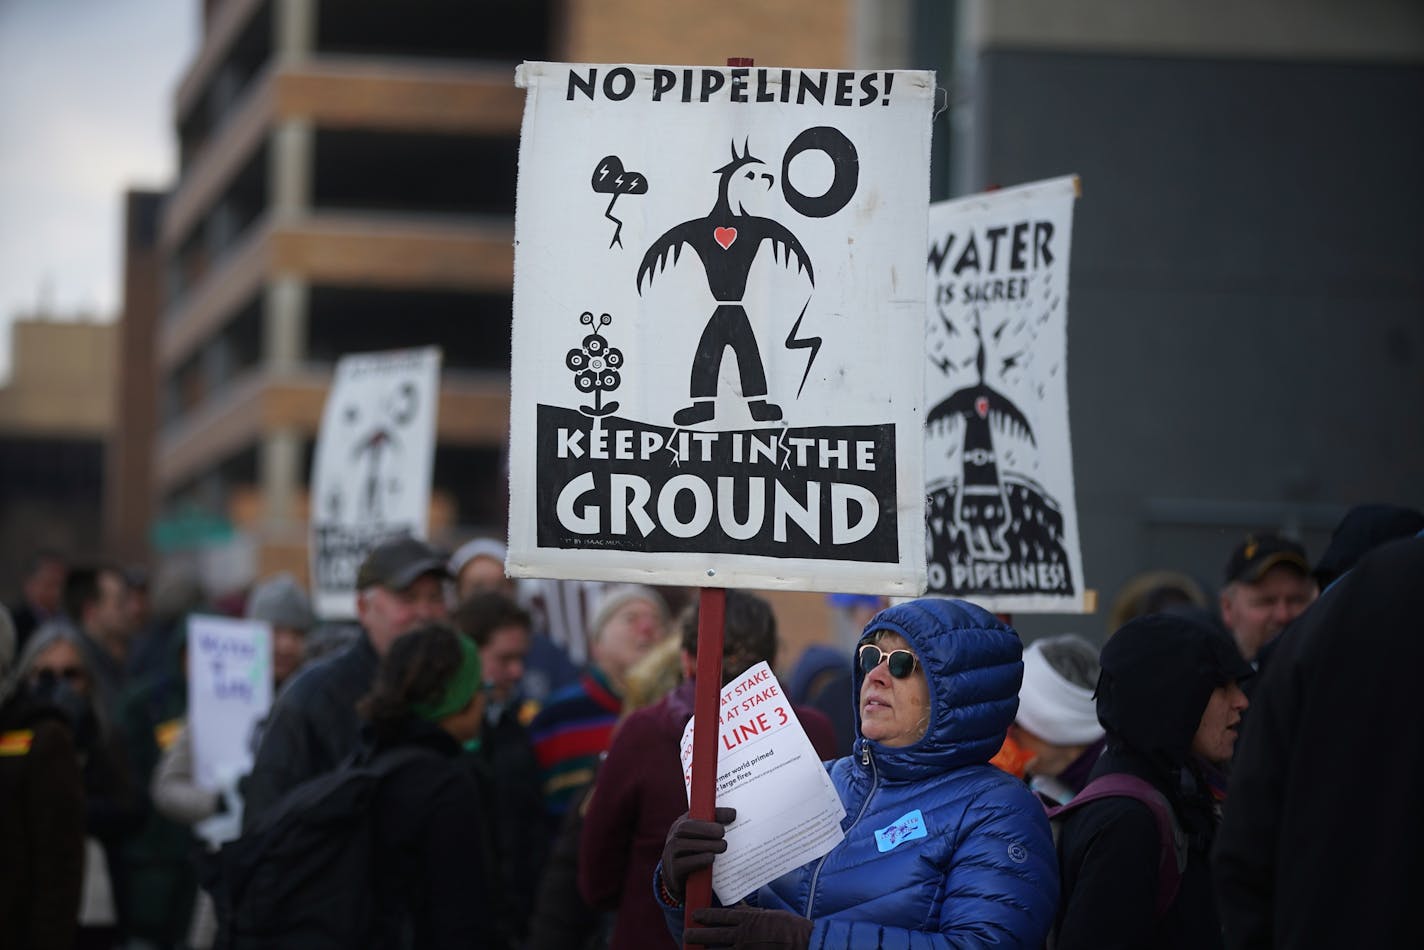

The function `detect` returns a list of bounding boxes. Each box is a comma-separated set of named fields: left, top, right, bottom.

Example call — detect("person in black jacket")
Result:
left=451, top=590, right=549, bottom=946
left=16, top=621, right=145, bottom=947
left=359, top=623, right=500, bottom=949
left=1213, top=535, right=1424, bottom=948
left=243, top=536, right=450, bottom=828
left=1055, top=612, right=1251, bottom=949
left=0, top=604, right=86, bottom=950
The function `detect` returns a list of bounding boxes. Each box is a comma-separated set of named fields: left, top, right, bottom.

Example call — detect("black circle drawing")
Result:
left=780, top=127, right=859, bottom=219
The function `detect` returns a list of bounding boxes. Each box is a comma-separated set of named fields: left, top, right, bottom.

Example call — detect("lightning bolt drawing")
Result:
left=776, top=428, right=794, bottom=470
left=591, top=156, right=649, bottom=249
left=662, top=435, right=683, bottom=469
left=604, top=199, right=625, bottom=248
left=784, top=299, right=821, bottom=398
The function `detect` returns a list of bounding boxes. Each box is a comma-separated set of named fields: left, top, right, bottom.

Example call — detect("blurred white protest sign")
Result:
left=680, top=661, right=844, bottom=904
left=508, top=62, right=934, bottom=596
left=309, top=346, right=441, bottom=618
left=924, top=176, right=1088, bottom=612
left=187, top=614, right=272, bottom=791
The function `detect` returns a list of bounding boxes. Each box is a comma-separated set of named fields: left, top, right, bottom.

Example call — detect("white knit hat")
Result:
left=1015, top=638, right=1104, bottom=746
left=449, top=537, right=507, bottom=577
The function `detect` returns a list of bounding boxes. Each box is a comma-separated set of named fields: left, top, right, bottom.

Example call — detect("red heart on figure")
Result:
left=714, top=227, right=738, bottom=250
left=975, top=396, right=990, bottom=418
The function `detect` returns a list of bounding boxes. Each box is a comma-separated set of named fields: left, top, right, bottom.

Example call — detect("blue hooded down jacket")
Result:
left=743, top=598, right=1058, bottom=947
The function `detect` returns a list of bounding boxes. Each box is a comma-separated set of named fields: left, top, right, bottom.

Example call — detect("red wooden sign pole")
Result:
left=683, top=585, right=726, bottom=936
left=682, top=58, right=750, bottom=946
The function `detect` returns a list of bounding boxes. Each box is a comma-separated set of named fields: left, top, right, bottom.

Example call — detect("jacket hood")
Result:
left=851, top=598, right=1023, bottom=780
left=1096, top=611, right=1252, bottom=775
left=1313, top=503, right=1424, bottom=589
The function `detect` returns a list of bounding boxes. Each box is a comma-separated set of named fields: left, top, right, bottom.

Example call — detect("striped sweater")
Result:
left=528, top=666, right=622, bottom=815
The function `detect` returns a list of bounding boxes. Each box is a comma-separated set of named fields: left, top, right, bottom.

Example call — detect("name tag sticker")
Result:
left=875, top=808, right=927, bottom=852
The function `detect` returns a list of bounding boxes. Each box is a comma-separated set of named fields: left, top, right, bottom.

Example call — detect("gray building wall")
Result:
left=941, top=3, right=1424, bottom=636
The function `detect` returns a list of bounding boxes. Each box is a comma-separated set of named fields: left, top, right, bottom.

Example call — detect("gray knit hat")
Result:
left=589, top=585, right=669, bottom=641
left=246, top=573, right=316, bottom=633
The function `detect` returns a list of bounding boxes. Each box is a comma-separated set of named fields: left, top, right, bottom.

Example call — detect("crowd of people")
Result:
left=0, top=501, right=1420, bottom=948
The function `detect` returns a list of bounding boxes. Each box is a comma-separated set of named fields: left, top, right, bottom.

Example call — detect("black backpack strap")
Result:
left=1049, top=773, right=1185, bottom=917
left=365, top=744, right=439, bottom=777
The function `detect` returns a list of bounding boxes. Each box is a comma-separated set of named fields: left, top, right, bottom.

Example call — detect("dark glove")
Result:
left=660, top=807, right=737, bottom=902
left=685, top=906, right=813, bottom=949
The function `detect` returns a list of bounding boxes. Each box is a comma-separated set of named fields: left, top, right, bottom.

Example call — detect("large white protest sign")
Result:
left=924, top=176, right=1087, bottom=611
left=679, top=662, right=845, bottom=905
left=187, top=615, right=272, bottom=790
left=508, top=63, right=934, bottom=595
left=309, top=347, right=441, bottom=618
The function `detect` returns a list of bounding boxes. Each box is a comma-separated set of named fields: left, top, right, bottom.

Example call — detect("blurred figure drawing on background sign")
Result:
left=923, top=176, right=1086, bottom=612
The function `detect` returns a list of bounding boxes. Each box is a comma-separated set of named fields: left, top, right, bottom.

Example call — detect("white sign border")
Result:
left=506, top=61, right=934, bottom=598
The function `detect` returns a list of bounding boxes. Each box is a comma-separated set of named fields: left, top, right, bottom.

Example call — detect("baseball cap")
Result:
left=1223, top=532, right=1309, bottom=585
left=356, top=536, right=451, bottom=591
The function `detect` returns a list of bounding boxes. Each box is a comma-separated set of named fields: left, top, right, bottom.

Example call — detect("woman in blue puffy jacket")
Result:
left=657, top=597, right=1059, bottom=948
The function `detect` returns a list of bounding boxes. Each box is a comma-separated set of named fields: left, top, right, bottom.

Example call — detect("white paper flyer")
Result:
left=187, top=614, right=272, bottom=790
left=680, top=661, right=845, bottom=904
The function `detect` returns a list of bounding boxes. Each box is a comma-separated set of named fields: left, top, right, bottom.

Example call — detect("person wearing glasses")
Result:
left=1, top=605, right=85, bottom=950
left=16, top=621, right=144, bottom=947
left=658, top=597, right=1059, bottom=948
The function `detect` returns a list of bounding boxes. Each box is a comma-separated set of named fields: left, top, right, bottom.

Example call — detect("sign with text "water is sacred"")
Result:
left=680, top=662, right=845, bottom=905
left=188, top=615, right=272, bottom=790
left=924, top=176, right=1087, bottom=611
left=309, top=347, right=441, bottom=619
left=507, top=63, right=934, bottom=595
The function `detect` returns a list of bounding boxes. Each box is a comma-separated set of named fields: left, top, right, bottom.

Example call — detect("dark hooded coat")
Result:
left=1055, top=612, right=1251, bottom=950
left=1213, top=536, right=1424, bottom=948
left=367, top=717, right=498, bottom=950
left=0, top=689, right=85, bottom=950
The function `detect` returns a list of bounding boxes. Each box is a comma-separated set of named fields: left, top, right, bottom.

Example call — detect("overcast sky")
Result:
left=0, top=0, right=196, bottom=382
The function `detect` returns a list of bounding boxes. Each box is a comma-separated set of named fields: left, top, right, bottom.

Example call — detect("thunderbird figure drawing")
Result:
left=636, top=129, right=858, bottom=426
